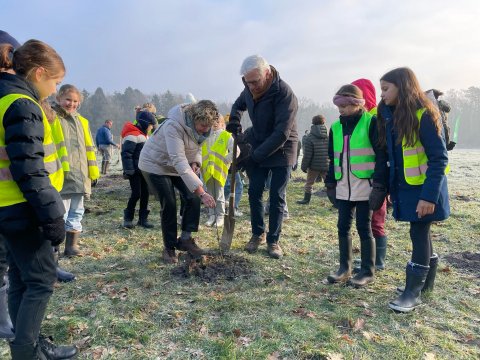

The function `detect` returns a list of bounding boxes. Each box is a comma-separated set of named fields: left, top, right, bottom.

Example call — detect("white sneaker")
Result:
left=234, top=209, right=243, bottom=217
left=205, top=215, right=215, bottom=227
left=215, top=217, right=224, bottom=227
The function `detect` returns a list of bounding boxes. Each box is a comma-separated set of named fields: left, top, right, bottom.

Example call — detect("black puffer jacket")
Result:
left=121, top=122, right=147, bottom=176
left=301, top=124, right=329, bottom=172
left=0, top=73, right=65, bottom=228
left=229, top=66, right=298, bottom=167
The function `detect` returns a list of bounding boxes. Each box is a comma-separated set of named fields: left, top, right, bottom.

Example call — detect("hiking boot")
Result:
left=39, top=335, right=78, bottom=359
left=162, top=248, right=178, bottom=264
left=244, top=233, right=266, bottom=253
left=176, top=237, right=205, bottom=258
left=64, top=231, right=81, bottom=257
left=267, top=243, right=284, bottom=259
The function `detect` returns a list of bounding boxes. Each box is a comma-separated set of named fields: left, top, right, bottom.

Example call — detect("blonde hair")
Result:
left=57, top=84, right=83, bottom=103
left=142, top=102, right=156, bottom=113
left=185, top=100, right=219, bottom=127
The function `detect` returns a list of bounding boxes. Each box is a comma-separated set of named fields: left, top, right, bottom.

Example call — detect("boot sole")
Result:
left=388, top=302, right=417, bottom=313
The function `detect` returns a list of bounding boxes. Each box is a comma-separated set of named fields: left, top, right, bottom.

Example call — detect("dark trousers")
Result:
left=410, top=221, right=433, bottom=265
left=126, top=171, right=150, bottom=213
left=143, top=172, right=200, bottom=249
left=0, top=236, right=7, bottom=284
left=246, top=165, right=291, bottom=243
left=1, top=223, right=55, bottom=346
left=337, top=199, right=373, bottom=242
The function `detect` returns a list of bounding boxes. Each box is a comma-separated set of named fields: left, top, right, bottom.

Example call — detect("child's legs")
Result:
left=355, top=201, right=373, bottom=242
left=127, top=173, right=141, bottom=212
left=304, top=169, right=320, bottom=193
left=371, top=200, right=387, bottom=238
left=206, top=179, right=225, bottom=216
left=62, top=194, right=85, bottom=232
left=410, top=221, right=432, bottom=266
left=337, top=200, right=355, bottom=238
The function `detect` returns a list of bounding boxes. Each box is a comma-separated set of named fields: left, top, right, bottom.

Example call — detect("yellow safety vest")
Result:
left=0, top=94, right=63, bottom=207
left=51, top=117, right=70, bottom=172
left=403, top=109, right=450, bottom=185
left=201, top=130, right=231, bottom=186
left=332, top=111, right=375, bottom=180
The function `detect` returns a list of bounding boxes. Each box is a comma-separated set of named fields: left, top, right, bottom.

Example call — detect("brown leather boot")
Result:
left=64, top=231, right=81, bottom=257
left=244, top=233, right=266, bottom=253
left=267, top=242, right=284, bottom=259
left=176, top=237, right=205, bottom=258
left=162, top=248, right=178, bottom=264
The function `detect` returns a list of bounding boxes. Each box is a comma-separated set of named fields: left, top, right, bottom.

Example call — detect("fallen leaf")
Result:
left=232, top=328, right=242, bottom=337
left=363, top=309, right=375, bottom=317
left=353, top=318, right=366, bottom=332
left=440, top=266, right=451, bottom=273
left=340, top=334, right=353, bottom=344
left=424, top=353, right=436, bottom=360
left=236, top=336, right=252, bottom=346
left=327, top=353, right=344, bottom=360
left=267, top=351, right=281, bottom=360
left=199, top=325, right=208, bottom=335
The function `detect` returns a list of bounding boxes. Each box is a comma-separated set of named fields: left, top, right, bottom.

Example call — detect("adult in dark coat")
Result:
left=227, top=55, right=298, bottom=259
left=297, top=115, right=329, bottom=204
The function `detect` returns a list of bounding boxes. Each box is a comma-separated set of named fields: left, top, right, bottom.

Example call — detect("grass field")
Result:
left=1, top=150, right=479, bottom=360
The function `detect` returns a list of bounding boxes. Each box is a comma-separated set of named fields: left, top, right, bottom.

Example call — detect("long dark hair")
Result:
left=377, top=67, right=440, bottom=147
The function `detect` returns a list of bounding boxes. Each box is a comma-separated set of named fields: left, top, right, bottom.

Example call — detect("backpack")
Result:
left=425, top=90, right=456, bottom=151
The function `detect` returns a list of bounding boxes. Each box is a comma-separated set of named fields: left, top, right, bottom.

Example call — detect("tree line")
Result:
left=79, top=86, right=479, bottom=149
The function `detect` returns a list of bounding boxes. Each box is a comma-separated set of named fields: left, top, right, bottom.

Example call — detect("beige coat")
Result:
left=138, top=104, right=205, bottom=192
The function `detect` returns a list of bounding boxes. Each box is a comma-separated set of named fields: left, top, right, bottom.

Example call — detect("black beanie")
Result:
left=0, top=30, right=20, bottom=48
left=136, top=111, right=157, bottom=133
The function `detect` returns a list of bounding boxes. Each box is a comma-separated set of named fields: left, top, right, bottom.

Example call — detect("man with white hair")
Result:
left=226, top=55, right=298, bottom=259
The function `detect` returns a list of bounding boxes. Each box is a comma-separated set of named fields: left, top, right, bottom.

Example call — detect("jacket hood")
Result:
left=310, top=124, right=328, bottom=139
left=352, top=78, right=376, bottom=111
left=121, top=122, right=144, bottom=138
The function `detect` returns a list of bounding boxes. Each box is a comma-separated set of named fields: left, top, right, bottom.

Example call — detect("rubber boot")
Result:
left=101, top=161, right=107, bottom=175
left=389, top=261, right=430, bottom=313
left=9, top=342, right=46, bottom=360
left=397, top=253, right=438, bottom=294
left=103, top=160, right=110, bottom=175
left=327, top=236, right=352, bottom=283
left=137, top=209, right=154, bottom=229
left=296, top=192, right=311, bottom=205
left=123, top=208, right=135, bottom=229
left=348, top=236, right=375, bottom=288
left=375, top=235, right=387, bottom=270
left=53, top=247, right=75, bottom=283
left=64, top=231, right=81, bottom=257
left=39, top=335, right=78, bottom=359
left=0, top=283, right=14, bottom=339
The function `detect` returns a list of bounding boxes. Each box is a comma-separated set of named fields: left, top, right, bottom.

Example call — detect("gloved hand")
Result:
left=41, top=217, right=66, bottom=246
left=292, top=163, right=298, bottom=171
left=226, top=122, right=242, bottom=136
left=325, top=183, right=337, bottom=208
left=123, top=170, right=135, bottom=180
left=369, top=182, right=387, bottom=211
left=91, top=179, right=98, bottom=187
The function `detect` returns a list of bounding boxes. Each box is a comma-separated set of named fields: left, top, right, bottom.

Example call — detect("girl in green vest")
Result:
left=325, top=84, right=387, bottom=288
left=377, top=67, right=449, bottom=312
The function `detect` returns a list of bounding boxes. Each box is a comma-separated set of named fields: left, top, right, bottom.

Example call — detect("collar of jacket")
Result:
left=0, top=72, right=40, bottom=100
left=52, top=102, right=78, bottom=119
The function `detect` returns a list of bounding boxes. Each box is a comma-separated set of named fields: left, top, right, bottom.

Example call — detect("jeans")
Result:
left=143, top=172, right=200, bottom=249
left=0, top=237, right=7, bottom=284
left=126, top=171, right=150, bottom=213
left=246, top=165, right=291, bottom=244
left=1, top=221, right=55, bottom=346
left=62, top=194, right=85, bottom=232
left=224, top=171, right=243, bottom=209
left=337, top=200, right=373, bottom=242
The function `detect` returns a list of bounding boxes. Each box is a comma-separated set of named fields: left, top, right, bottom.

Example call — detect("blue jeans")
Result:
left=62, top=194, right=85, bottom=232
left=246, top=165, right=291, bottom=244
left=224, top=171, right=243, bottom=209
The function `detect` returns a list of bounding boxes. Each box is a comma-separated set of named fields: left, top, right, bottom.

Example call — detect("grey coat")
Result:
left=301, top=124, right=329, bottom=172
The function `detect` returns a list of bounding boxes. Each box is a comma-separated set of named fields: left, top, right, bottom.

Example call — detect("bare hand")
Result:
left=190, top=162, right=201, bottom=175
left=201, top=193, right=216, bottom=208
left=416, top=199, right=435, bottom=218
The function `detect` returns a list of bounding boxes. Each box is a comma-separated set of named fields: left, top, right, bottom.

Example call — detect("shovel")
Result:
left=220, top=136, right=238, bottom=252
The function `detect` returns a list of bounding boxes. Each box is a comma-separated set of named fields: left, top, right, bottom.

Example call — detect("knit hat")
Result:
left=351, top=78, right=376, bottom=111
left=136, top=111, right=157, bottom=133
left=0, top=30, right=20, bottom=48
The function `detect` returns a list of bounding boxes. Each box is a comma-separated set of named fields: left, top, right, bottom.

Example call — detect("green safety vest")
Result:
left=201, top=130, right=231, bottom=186
left=0, top=94, right=63, bottom=207
left=51, top=117, right=70, bottom=172
left=332, top=111, right=375, bottom=180
left=403, top=108, right=450, bottom=185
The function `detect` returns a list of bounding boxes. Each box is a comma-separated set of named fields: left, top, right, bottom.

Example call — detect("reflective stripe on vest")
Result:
left=78, top=115, right=100, bottom=180
left=51, top=117, right=70, bottom=172
left=201, top=130, right=231, bottom=186
left=403, top=108, right=450, bottom=185
left=0, top=94, right=63, bottom=207
left=332, top=111, right=375, bottom=180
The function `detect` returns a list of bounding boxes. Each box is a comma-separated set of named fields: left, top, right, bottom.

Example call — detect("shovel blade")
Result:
left=220, top=214, right=235, bottom=252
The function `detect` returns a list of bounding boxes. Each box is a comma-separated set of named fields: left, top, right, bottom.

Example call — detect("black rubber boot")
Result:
left=0, top=283, right=14, bottom=339
left=327, top=236, right=352, bottom=283
left=375, top=235, right=387, bottom=270
left=389, top=262, right=430, bottom=313
left=64, top=231, right=81, bottom=257
left=9, top=342, right=46, bottom=360
left=397, top=253, right=438, bottom=294
left=39, top=335, right=78, bottom=359
left=138, top=209, right=154, bottom=229
left=348, top=236, right=375, bottom=288
left=123, top=208, right=135, bottom=229
left=53, top=247, right=75, bottom=283
left=296, top=192, right=311, bottom=205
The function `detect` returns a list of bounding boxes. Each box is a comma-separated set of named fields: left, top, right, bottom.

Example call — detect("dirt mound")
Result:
left=171, top=252, right=255, bottom=282
left=444, top=251, right=480, bottom=277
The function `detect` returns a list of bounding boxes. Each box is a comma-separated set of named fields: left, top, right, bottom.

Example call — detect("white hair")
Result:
left=240, top=55, right=270, bottom=76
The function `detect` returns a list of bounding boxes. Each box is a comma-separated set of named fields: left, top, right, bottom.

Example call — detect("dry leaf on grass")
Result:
left=267, top=351, right=281, bottom=360
left=327, top=353, right=344, bottom=360
left=424, top=353, right=436, bottom=360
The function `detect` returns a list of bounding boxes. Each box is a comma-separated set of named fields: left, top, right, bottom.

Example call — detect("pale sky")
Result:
left=2, top=0, right=479, bottom=104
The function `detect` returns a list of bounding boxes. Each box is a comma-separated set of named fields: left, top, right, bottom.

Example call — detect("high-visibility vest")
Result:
left=51, top=117, right=70, bottom=172
left=201, top=130, right=231, bottom=186
left=332, top=111, right=375, bottom=180
left=0, top=94, right=63, bottom=207
left=369, top=107, right=377, bottom=116
left=403, top=108, right=450, bottom=185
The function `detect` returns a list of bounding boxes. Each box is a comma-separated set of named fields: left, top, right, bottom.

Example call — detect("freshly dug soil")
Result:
left=171, top=252, right=255, bottom=282
left=444, top=251, right=480, bottom=277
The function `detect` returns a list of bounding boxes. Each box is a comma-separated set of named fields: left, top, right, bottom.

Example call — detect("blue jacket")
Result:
left=379, top=104, right=450, bottom=222
left=95, top=125, right=115, bottom=146
left=229, top=66, right=298, bottom=167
